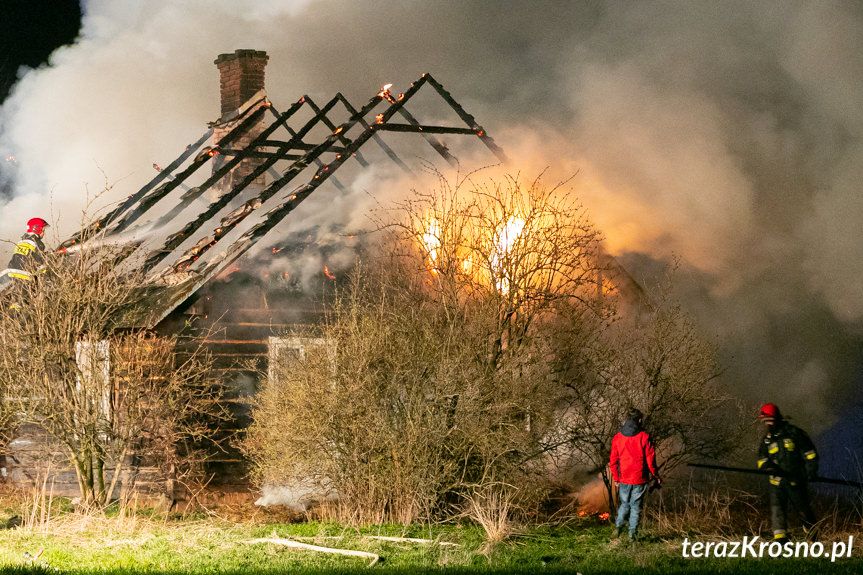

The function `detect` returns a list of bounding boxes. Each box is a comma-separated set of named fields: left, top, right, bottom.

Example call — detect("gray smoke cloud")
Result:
left=1, top=0, right=862, bottom=432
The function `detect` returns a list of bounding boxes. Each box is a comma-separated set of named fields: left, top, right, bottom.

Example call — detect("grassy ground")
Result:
left=0, top=497, right=861, bottom=574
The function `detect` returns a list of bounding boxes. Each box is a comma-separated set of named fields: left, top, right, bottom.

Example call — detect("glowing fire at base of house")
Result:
left=578, top=510, right=611, bottom=521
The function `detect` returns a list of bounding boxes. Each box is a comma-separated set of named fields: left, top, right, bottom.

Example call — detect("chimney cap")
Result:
left=214, top=49, right=269, bottom=65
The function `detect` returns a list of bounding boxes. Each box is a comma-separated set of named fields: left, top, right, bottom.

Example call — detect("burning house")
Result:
left=1, top=49, right=516, bottom=501
left=2, top=50, right=643, bottom=505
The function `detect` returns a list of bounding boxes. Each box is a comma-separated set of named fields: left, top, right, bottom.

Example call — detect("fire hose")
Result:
left=688, top=462, right=863, bottom=488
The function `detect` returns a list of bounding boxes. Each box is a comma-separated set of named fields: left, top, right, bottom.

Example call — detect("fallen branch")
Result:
left=294, top=535, right=460, bottom=547
left=243, top=535, right=380, bottom=567
left=368, top=535, right=460, bottom=547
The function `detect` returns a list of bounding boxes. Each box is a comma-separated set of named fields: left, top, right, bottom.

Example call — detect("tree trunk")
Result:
left=94, top=449, right=106, bottom=505
left=600, top=467, right=616, bottom=515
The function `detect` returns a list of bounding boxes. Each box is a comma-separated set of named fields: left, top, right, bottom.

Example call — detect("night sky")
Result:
left=0, top=1, right=82, bottom=104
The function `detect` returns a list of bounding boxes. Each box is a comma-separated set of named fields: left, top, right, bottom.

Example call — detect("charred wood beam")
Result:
left=57, top=129, right=214, bottom=251
left=140, top=95, right=346, bottom=276
left=139, top=73, right=507, bottom=328
left=392, top=107, right=459, bottom=167
left=220, top=144, right=353, bottom=156
left=374, top=124, right=477, bottom=135
left=141, top=88, right=404, bottom=325
left=213, top=76, right=429, bottom=260
left=145, top=100, right=305, bottom=233
left=110, top=106, right=269, bottom=234
left=424, top=74, right=509, bottom=164
left=217, top=149, right=308, bottom=159
left=278, top=99, right=348, bottom=193
left=305, top=95, right=369, bottom=168
left=334, top=93, right=413, bottom=175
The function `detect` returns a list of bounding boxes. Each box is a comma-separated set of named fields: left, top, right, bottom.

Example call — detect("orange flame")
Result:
left=323, top=266, right=336, bottom=280
left=422, top=217, right=441, bottom=275
left=375, top=113, right=385, bottom=124
left=492, top=216, right=525, bottom=294
left=599, top=512, right=610, bottom=521
left=378, top=83, right=397, bottom=103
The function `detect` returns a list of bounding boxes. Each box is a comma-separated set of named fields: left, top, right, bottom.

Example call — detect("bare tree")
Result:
left=552, top=269, right=740, bottom=510
left=247, top=171, right=736, bottom=522
left=246, top=172, right=605, bottom=522
left=0, top=226, right=226, bottom=506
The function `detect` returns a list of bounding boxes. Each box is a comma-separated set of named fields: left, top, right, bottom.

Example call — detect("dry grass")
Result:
left=649, top=481, right=764, bottom=537
left=644, top=479, right=863, bottom=543
left=464, top=486, right=519, bottom=546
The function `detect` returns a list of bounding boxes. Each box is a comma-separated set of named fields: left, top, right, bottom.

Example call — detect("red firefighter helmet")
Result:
left=26, top=217, right=48, bottom=235
left=758, top=403, right=782, bottom=420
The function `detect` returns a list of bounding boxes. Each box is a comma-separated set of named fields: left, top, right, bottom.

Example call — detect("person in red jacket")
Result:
left=609, top=408, right=661, bottom=540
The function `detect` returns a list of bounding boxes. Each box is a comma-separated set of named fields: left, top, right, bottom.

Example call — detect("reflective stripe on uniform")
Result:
left=774, top=530, right=786, bottom=538
left=769, top=475, right=781, bottom=485
left=804, top=450, right=817, bottom=460
left=13, top=239, right=37, bottom=257
left=757, top=458, right=768, bottom=469
left=768, top=442, right=779, bottom=454
left=1, top=268, right=32, bottom=280
left=783, top=438, right=795, bottom=451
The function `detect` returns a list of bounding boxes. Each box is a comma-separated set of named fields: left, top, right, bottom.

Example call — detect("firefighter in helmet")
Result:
left=757, top=403, right=818, bottom=542
left=0, top=217, right=49, bottom=290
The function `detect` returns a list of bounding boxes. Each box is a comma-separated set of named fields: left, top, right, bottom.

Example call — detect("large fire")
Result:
left=422, top=217, right=441, bottom=275
left=491, top=216, right=525, bottom=294
left=420, top=213, right=527, bottom=293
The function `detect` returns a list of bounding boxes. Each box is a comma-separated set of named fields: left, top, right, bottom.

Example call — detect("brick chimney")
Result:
left=212, top=49, right=270, bottom=196
left=215, top=49, right=269, bottom=120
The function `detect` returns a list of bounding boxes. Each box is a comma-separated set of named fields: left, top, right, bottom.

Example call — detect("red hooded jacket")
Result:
left=609, top=419, right=659, bottom=485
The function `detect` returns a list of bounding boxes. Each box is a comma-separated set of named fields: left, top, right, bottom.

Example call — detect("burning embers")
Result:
left=194, top=146, right=220, bottom=162
left=377, top=83, right=404, bottom=105
left=154, top=197, right=265, bottom=281
left=578, top=510, right=611, bottom=521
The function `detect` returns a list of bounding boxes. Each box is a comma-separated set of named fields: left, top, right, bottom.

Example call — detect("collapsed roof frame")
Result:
left=62, top=73, right=507, bottom=328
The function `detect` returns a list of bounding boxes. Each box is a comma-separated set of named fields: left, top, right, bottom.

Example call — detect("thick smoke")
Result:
left=1, top=0, right=862, bottom=433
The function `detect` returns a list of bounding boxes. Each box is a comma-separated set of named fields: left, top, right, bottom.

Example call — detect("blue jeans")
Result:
left=616, top=483, right=648, bottom=537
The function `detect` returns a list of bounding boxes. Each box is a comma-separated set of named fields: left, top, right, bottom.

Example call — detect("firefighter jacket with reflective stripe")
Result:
left=757, top=422, right=818, bottom=487
left=4, top=234, right=45, bottom=280
left=610, top=419, right=660, bottom=485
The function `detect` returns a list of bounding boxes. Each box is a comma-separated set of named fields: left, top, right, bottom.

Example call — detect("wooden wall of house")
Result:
left=152, top=270, right=334, bottom=498
left=1, top=270, right=334, bottom=502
